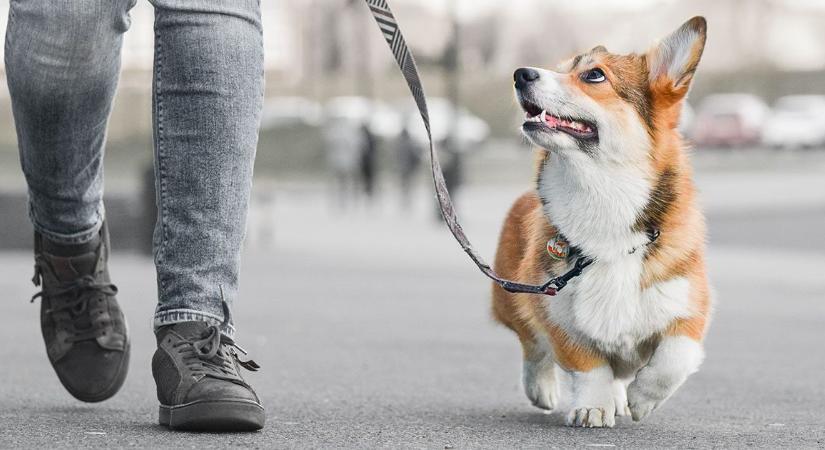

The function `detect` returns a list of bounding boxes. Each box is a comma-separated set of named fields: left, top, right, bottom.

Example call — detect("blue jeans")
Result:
left=5, top=0, right=264, bottom=337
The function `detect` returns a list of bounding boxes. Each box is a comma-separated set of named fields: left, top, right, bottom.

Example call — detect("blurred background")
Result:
left=0, top=1, right=824, bottom=446
left=0, top=0, right=824, bottom=252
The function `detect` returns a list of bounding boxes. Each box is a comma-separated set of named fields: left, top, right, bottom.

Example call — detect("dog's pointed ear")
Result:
left=647, top=16, right=707, bottom=93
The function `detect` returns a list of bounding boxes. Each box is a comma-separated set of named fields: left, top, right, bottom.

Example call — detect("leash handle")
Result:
left=364, top=0, right=567, bottom=296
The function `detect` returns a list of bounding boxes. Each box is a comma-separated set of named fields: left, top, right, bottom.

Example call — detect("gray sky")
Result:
left=0, top=0, right=824, bottom=74
left=412, top=0, right=825, bottom=18
left=410, top=0, right=671, bottom=21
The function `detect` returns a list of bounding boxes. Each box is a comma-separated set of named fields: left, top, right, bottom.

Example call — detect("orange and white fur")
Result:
left=492, top=17, right=711, bottom=427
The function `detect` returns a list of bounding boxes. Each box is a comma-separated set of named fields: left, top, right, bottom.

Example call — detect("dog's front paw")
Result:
left=566, top=366, right=616, bottom=427
left=525, top=377, right=559, bottom=411
left=627, top=335, right=705, bottom=421
left=523, top=359, right=559, bottom=411
left=566, top=407, right=616, bottom=428
left=627, top=381, right=659, bottom=422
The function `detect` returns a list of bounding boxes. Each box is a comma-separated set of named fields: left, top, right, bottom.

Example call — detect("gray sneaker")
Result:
left=152, top=321, right=265, bottom=431
left=31, top=223, right=130, bottom=402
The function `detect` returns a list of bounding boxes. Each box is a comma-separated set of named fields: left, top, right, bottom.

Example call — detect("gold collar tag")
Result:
left=546, top=237, right=569, bottom=260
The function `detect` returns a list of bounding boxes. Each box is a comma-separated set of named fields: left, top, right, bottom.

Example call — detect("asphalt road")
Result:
left=1, top=174, right=823, bottom=449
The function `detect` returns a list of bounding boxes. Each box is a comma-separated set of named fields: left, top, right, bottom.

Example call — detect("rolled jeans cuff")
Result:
left=153, top=309, right=235, bottom=338
left=28, top=203, right=104, bottom=245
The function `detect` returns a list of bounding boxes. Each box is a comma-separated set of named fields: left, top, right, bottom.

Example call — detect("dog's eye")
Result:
left=582, top=68, right=606, bottom=83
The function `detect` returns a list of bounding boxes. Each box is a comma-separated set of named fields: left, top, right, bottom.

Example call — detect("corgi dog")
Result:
left=492, top=17, right=710, bottom=428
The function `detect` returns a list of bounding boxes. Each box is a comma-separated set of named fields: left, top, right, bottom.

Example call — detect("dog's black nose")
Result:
left=514, top=68, right=540, bottom=89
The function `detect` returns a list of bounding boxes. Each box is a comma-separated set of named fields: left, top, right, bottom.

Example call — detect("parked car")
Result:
left=762, top=95, right=825, bottom=150
left=258, top=97, right=327, bottom=176
left=679, top=102, right=694, bottom=136
left=261, top=96, right=322, bottom=128
left=691, top=94, right=769, bottom=147
left=325, top=96, right=403, bottom=139
left=403, top=97, right=490, bottom=149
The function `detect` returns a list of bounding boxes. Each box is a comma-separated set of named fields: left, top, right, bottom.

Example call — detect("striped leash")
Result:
left=364, top=0, right=589, bottom=296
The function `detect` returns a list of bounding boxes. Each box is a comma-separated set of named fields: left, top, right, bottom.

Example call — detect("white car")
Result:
left=762, top=95, right=825, bottom=150
left=679, top=102, right=694, bottom=136
left=403, top=97, right=490, bottom=149
left=261, top=96, right=322, bottom=128
left=325, top=96, right=403, bottom=139
left=692, top=94, right=769, bottom=148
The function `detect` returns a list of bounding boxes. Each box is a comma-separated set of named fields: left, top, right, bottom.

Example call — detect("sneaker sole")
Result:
left=159, top=399, right=265, bottom=431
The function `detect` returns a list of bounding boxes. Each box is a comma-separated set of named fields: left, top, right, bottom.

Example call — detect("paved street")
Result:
left=1, top=165, right=824, bottom=448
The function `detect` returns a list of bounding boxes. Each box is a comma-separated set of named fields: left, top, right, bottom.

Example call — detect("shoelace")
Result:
left=31, top=263, right=119, bottom=342
left=177, top=325, right=260, bottom=383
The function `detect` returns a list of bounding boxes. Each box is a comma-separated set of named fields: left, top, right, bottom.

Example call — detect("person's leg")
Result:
left=6, top=0, right=135, bottom=243
left=148, top=0, right=265, bottom=431
left=5, top=0, right=135, bottom=402
left=149, top=0, right=264, bottom=337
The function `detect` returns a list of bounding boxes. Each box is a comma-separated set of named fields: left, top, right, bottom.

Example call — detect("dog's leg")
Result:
left=612, top=378, right=630, bottom=417
left=492, top=289, right=560, bottom=411
left=522, top=336, right=560, bottom=411
left=627, top=334, right=704, bottom=421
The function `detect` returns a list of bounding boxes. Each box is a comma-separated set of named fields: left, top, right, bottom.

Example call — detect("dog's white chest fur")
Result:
left=551, top=264, right=693, bottom=359
left=538, top=153, right=692, bottom=359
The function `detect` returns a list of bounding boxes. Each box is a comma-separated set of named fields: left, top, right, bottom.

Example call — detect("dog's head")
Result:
left=515, top=17, right=706, bottom=164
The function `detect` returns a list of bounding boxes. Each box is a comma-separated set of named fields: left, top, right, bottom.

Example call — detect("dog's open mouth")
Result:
left=520, top=100, right=597, bottom=140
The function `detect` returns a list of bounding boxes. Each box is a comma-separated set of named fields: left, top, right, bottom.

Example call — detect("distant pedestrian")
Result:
left=359, top=122, right=378, bottom=202
left=435, top=133, right=464, bottom=219
left=324, top=119, right=364, bottom=210
left=396, top=127, right=421, bottom=211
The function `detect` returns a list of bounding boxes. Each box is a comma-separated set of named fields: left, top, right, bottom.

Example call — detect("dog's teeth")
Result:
left=540, top=110, right=547, bottom=122
left=525, top=112, right=541, bottom=123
